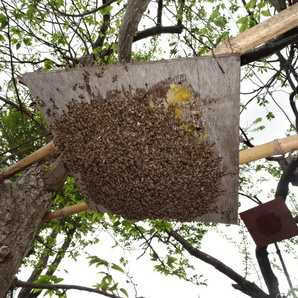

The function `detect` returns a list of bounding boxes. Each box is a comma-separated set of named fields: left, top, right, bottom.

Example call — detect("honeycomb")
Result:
left=53, top=78, right=225, bottom=221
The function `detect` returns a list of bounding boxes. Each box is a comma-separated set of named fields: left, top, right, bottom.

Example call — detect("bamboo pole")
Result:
left=43, top=202, right=90, bottom=222
left=239, top=134, right=298, bottom=165
left=0, top=140, right=56, bottom=182
left=206, top=2, right=298, bottom=56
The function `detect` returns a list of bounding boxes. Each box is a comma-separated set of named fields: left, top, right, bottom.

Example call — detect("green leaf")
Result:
left=253, top=117, right=262, bottom=124
left=246, top=0, right=256, bottom=9
left=210, top=8, right=219, bottom=21
left=257, top=1, right=266, bottom=9
left=111, top=263, right=124, bottom=273
left=120, top=288, right=129, bottom=297
left=261, top=10, right=271, bottom=17
left=98, top=274, right=113, bottom=290
left=266, top=111, right=275, bottom=120
left=23, top=37, right=32, bottom=46
left=32, top=289, right=43, bottom=294
left=237, top=16, right=248, bottom=24
left=249, top=20, right=257, bottom=28
left=167, top=256, right=178, bottom=269
left=88, top=256, right=109, bottom=267
left=44, top=59, right=53, bottom=70
left=34, top=275, right=63, bottom=284
left=56, top=0, right=64, bottom=8
left=239, top=23, right=248, bottom=33
left=44, top=289, right=54, bottom=297
left=0, top=14, right=8, bottom=30
left=100, top=5, right=113, bottom=16
left=257, top=2, right=266, bottom=9
left=214, top=17, right=226, bottom=28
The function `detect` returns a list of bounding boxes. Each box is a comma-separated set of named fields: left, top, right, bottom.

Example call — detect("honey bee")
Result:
left=112, top=75, right=119, bottom=82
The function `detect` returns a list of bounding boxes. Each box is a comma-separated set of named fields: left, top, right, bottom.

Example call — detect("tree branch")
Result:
left=133, top=24, right=183, bottom=42
left=167, top=229, right=269, bottom=298
left=0, top=133, right=51, bottom=158
left=118, top=0, right=151, bottom=62
left=45, top=228, right=76, bottom=277
left=93, top=0, right=111, bottom=50
left=268, top=0, right=287, bottom=12
left=17, top=229, right=59, bottom=298
left=275, top=157, right=298, bottom=199
left=289, top=87, right=298, bottom=132
left=14, top=278, right=124, bottom=298
left=255, top=247, right=280, bottom=297
left=240, top=127, right=255, bottom=148
left=241, top=30, right=298, bottom=66
left=157, top=0, right=163, bottom=25
left=50, top=0, right=117, bottom=18
left=0, top=95, right=33, bottom=117
left=0, top=95, right=46, bottom=131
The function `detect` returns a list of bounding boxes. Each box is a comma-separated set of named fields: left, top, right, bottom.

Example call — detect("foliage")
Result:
left=1, top=0, right=298, bottom=297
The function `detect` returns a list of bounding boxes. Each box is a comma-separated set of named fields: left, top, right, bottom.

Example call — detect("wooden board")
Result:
left=22, top=55, right=240, bottom=223
left=240, top=197, right=298, bottom=247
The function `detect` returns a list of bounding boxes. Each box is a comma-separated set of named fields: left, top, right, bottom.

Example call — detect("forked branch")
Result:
left=167, top=229, right=269, bottom=298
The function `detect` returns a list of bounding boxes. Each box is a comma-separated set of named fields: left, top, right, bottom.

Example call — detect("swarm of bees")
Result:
left=53, top=78, right=225, bottom=221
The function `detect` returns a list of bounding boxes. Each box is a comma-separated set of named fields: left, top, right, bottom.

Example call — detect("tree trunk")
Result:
left=0, top=155, right=67, bottom=297
left=118, top=0, right=151, bottom=62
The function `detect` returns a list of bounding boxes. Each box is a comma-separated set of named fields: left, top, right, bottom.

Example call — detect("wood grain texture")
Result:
left=22, top=55, right=240, bottom=223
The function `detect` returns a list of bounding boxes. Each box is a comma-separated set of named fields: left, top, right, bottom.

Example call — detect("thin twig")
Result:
left=50, top=0, right=117, bottom=18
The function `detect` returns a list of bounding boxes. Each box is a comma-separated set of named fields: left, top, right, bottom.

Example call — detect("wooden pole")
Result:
left=0, top=140, right=56, bottom=182
left=206, top=2, right=298, bottom=56
left=43, top=202, right=90, bottom=222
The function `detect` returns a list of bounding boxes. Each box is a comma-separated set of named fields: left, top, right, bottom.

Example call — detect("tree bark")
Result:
left=118, top=0, right=151, bottom=62
left=17, top=229, right=59, bottom=298
left=0, top=155, right=67, bottom=297
left=255, top=247, right=280, bottom=297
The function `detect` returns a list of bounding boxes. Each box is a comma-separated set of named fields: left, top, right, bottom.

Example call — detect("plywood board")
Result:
left=240, top=197, right=298, bottom=247
left=22, top=55, right=240, bottom=223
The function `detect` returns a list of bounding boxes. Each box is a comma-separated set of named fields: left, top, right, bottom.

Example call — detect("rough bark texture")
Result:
left=0, top=155, right=67, bottom=297
left=118, top=0, right=151, bottom=62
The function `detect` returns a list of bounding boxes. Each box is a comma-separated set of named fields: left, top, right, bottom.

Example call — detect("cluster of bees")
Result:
left=53, top=79, right=225, bottom=221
